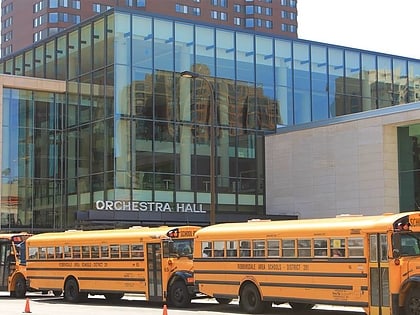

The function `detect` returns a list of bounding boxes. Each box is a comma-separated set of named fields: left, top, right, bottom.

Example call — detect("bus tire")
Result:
left=289, top=302, right=315, bottom=311
left=64, top=278, right=81, bottom=303
left=168, top=281, right=191, bottom=308
left=405, top=288, right=420, bottom=315
left=239, top=283, right=264, bottom=314
left=14, top=275, right=26, bottom=298
left=216, top=298, right=232, bottom=304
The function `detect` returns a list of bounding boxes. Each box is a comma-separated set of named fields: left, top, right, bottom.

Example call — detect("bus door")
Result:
left=0, top=240, right=11, bottom=290
left=147, top=243, right=163, bottom=301
left=369, top=234, right=390, bottom=315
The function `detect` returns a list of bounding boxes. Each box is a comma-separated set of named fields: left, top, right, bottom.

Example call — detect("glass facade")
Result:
left=398, top=123, right=420, bottom=212
left=1, top=9, right=420, bottom=231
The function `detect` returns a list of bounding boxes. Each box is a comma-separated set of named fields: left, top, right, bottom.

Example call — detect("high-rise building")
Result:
left=1, top=0, right=298, bottom=57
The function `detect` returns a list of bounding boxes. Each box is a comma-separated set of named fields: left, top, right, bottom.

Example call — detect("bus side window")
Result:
left=201, top=241, right=212, bottom=257
left=39, top=248, right=47, bottom=259
left=348, top=238, right=364, bottom=257
left=72, top=246, right=81, bottom=258
left=82, top=246, right=90, bottom=258
left=298, top=239, right=311, bottom=257
left=253, top=240, right=265, bottom=257
left=55, top=246, right=63, bottom=259
left=47, top=247, right=55, bottom=259
left=64, top=246, right=72, bottom=258
left=331, top=239, right=345, bottom=257
left=29, top=247, right=38, bottom=259
left=91, top=245, right=99, bottom=258
left=110, top=245, right=120, bottom=258
left=226, top=241, right=238, bottom=257
left=131, top=244, right=144, bottom=258
left=214, top=241, right=225, bottom=257
left=240, top=241, right=251, bottom=257
left=282, top=239, right=296, bottom=257
left=314, top=239, right=328, bottom=257
left=101, top=245, right=109, bottom=258
left=267, top=239, right=280, bottom=257
left=121, top=245, right=130, bottom=258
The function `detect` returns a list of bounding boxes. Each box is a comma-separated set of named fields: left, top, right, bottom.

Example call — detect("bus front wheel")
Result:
left=405, top=288, right=420, bottom=315
left=13, top=276, right=26, bottom=298
left=239, top=283, right=264, bottom=314
left=168, top=281, right=191, bottom=308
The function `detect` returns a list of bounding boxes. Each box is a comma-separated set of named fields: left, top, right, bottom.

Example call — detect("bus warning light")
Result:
left=167, top=228, right=179, bottom=238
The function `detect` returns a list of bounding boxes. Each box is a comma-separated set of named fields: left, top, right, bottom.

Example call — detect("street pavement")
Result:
left=0, top=291, right=366, bottom=315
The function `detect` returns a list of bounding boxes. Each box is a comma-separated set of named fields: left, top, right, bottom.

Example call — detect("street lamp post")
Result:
left=180, top=70, right=216, bottom=225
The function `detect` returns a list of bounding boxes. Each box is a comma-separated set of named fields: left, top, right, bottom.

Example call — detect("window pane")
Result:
left=297, top=239, right=311, bottom=257
left=253, top=240, right=265, bottom=257
left=267, top=239, right=280, bottom=257
left=282, top=239, right=295, bottom=257
left=154, top=19, right=173, bottom=71
left=214, top=240, right=225, bottom=257
left=239, top=240, right=251, bottom=257
left=330, top=238, right=345, bottom=257
left=314, top=239, right=328, bottom=257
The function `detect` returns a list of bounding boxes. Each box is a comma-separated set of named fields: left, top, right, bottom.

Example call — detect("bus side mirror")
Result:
left=393, top=249, right=401, bottom=259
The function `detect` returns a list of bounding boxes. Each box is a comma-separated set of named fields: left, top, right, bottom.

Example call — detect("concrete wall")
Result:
left=265, top=104, right=420, bottom=219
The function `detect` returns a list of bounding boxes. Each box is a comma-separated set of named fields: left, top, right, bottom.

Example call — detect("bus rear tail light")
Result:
left=394, top=258, right=400, bottom=266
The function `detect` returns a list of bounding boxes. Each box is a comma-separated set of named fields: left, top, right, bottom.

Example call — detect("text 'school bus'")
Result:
left=193, top=212, right=420, bottom=315
left=0, top=232, right=32, bottom=297
left=25, top=225, right=200, bottom=307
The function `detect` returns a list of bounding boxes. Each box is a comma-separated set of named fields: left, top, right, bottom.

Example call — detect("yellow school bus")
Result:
left=193, top=212, right=420, bottom=315
left=26, top=225, right=200, bottom=307
left=0, top=232, right=32, bottom=297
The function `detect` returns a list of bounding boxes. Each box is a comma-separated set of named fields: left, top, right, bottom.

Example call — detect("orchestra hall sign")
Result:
left=96, top=200, right=206, bottom=214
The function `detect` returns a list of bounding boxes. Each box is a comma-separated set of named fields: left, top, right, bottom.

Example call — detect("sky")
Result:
left=297, top=0, right=420, bottom=60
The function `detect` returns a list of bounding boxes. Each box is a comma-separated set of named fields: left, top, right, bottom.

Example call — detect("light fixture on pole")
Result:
left=180, top=70, right=216, bottom=225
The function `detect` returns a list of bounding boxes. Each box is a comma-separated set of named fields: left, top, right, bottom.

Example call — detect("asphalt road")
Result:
left=0, top=292, right=366, bottom=315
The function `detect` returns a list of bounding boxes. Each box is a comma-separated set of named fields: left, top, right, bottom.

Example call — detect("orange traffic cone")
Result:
left=162, top=304, right=168, bottom=315
left=23, top=298, right=32, bottom=313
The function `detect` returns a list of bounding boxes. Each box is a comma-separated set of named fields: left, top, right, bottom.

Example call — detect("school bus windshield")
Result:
left=164, top=239, right=194, bottom=258
left=397, top=232, right=420, bottom=256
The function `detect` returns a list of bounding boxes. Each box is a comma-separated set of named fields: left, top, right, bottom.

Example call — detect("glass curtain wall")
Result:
left=124, top=13, right=266, bottom=215
left=398, top=123, right=420, bottom=211
left=1, top=89, right=64, bottom=231
left=1, top=10, right=420, bottom=229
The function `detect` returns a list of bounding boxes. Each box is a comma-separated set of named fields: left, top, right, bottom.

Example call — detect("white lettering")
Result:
left=163, top=203, right=172, bottom=212
left=114, top=201, right=122, bottom=210
left=184, top=203, right=193, bottom=212
left=96, top=200, right=105, bottom=210
left=106, top=200, right=113, bottom=210
left=95, top=200, right=205, bottom=214
left=139, top=202, right=148, bottom=211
